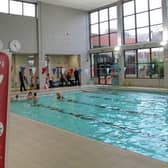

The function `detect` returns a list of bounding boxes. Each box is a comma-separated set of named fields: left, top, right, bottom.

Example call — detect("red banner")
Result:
left=0, top=52, right=10, bottom=168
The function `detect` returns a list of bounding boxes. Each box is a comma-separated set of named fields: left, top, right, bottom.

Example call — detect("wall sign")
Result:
left=0, top=52, right=10, bottom=168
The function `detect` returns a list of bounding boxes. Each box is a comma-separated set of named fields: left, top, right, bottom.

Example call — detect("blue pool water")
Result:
left=10, top=89, right=168, bottom=162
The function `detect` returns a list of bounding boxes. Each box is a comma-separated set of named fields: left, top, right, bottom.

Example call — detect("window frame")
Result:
left=123, top=0, right=163, bottom=44
left=0, top=0, right=37, bottom=17
left=124, top=47, right=164, bottom=79
left=89, top=5, right=118, bottom=49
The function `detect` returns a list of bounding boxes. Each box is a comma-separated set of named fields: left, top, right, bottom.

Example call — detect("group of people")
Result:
left=44, top=68, right=80, bottom=89
left=60, top=68, right=80, bottom=87
left=16, top=67, right=80, bottom=108
left=14, top=91, right=64, bottom=110
left=19, top=67, right=81, bottom=91
left=15, top=91, right=38, bottom=105
left=19, top=71, right=40, bottom=92
left=27, top=91, right=38, bottom=104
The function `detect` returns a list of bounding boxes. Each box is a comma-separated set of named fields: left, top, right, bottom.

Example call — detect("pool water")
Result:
left=10, top=89, right=168, bottom=162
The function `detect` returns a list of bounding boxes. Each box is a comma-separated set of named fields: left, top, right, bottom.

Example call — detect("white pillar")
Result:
left=37, top=2, right=46, bottom=89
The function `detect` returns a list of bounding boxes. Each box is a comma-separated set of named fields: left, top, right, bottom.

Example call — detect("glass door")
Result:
left=91, top=52, right=119, bottom=85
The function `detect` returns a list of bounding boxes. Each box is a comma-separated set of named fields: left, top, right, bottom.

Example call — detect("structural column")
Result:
left=37, top=1, right=46, bottom=89
left=117, top=1, right=125, bottom=85
left=163, top=0, right=168, bottom=88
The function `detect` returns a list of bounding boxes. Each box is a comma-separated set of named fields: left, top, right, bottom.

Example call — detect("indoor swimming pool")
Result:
left=10, top=89, right=168, bottom=162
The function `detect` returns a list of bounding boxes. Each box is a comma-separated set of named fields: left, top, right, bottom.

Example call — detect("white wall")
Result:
left=0, top=2, right=90, bottom=87
left=40, top=3, right=89, bottom=55
left=0, top=13, right=37, bottom=53
left=38, top=3, right=90, bottom=85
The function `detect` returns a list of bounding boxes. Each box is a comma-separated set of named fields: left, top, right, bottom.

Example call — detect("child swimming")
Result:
left=27, top=91, right=33, bottom=100
left=33, top=92, right=38, bottom=104
left=56, top=92, right=64, bottom=100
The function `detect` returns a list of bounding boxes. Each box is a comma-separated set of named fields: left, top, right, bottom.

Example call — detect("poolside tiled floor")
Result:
left=7, top=113, right=168, bottom=168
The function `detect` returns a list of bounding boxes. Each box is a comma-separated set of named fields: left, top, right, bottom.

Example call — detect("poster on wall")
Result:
left=0, top=52, right=10, bottom=168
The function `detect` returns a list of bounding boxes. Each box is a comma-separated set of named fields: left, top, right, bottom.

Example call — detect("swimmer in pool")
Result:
left=27, top=91, right=33, bottom=100
left=56, top=92, right=64, bottom=100
left=15, top=94, right=19, bottom=100
left=33, top=92, right=38, bottom=104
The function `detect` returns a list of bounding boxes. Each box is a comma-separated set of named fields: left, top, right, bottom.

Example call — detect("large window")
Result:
left=124, top=50, right=137, bottom=78
left=0, top=0, right=8, bottom=13
left=0, top=0, right=36, bottom=17
left=23, top=2, right=36, bottom=17
left=10, top=0, right=22, bottom=15
left=90, top=6, right=118, bottom=48
left=123, top=0, right=163, bottom=44
left=124, top=47, right=164, bottom=79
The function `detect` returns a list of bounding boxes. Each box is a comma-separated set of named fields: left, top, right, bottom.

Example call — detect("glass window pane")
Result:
left=143, top=63, right=164, bottom=79
left=151, top=47, right=164, bottom=78
left=98, top=53, right=112, bottom=64
left=125, top=64, right=137, bottom=78
left=138, top=49, right=150, bottom=63
left=140, top=63, right=163, bottom=79
left=110, top=20, right=117, bottom=33
left=23, top=3, right=35, bottom=17
left=153, top=63, right=164, bottom=78
left=100, top=22, right=108, bottom=35
left=91, top=24, right=99, bottom=36
left=125, top=50, right=137, bottom=64
left=100, top=34, right=109, bottom=47
left=138, top=49, right=152, bottom=78
left=137, top=27, right=149, bottom=42
left=98, top=54, right=104, bottom=63
left=125, top=50, right=137, bottom=78
left=151, top=25, right=163, bottom=41
left=109, top=6, right=117, bottom=19
left=90, top=12, right=98, bottom=24
left=0, top=0, right=8, bottom=13
left=138, top=63, right=149, bottom=78
left=123, top=1, right=135, bottom=16
left=150, top=9, right=162, bottom=25
left=99, top=9, right=108, bottom=22
left=124, top=30, right=136, bottom=44
left=91, top=36, right=99, bottom=48
left=146, top=64, right=155, bottom=78
left=149, top=0, right=162, bottom=10
left=110, top=33, right=118, bottom=46
left=10, top=0, right=22, bottom=15
left=136, top=12, right=149, bottom=27
left=124, top=15, right=135, bottom=29
left=136, top=0, right=148, bottom=13
left=151, top=47, right=164, bottom=62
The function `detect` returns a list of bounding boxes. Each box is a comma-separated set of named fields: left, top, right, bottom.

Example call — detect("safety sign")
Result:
left=0, top=52, right=10, bottom=168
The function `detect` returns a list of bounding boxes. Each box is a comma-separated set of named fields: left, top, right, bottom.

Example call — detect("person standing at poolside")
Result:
left=19, top=71, right=27, bottom=92
left=35, top=76, right=40, bottom=90
left=74, top=68, right=80, bottom=86
left=44, top=73, right=50, bottom=89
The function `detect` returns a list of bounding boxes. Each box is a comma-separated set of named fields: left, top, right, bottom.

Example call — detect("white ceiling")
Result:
left=38, top=0, right=119, bottom=11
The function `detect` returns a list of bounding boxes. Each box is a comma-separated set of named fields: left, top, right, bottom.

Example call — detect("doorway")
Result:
left=90, top=52, right=119, bottom=85
left=11, top=54, right=38, bottom=90
left=45, top=54, right=81, bottom=86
